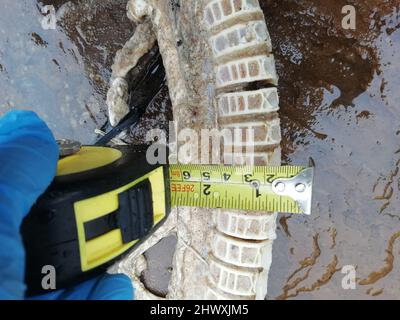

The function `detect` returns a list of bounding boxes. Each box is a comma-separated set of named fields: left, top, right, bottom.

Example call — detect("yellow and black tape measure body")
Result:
left=22, top=146, right=169, bottom=295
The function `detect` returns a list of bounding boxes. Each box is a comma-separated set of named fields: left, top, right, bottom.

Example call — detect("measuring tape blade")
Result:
left=169, top=165, right=314, bottom=215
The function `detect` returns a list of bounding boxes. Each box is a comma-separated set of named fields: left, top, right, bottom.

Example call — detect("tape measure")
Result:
left=169, top=164, right=314, bottom=215
left=22, top=145, right=314, bottom=294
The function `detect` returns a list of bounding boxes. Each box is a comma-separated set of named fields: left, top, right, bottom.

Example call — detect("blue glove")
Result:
left=0, top=110, right=134, bottom=300
left=31, top=273, right=134, bottom=300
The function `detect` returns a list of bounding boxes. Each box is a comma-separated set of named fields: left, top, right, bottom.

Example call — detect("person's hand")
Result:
left=0, top=110, right=134, bottom=300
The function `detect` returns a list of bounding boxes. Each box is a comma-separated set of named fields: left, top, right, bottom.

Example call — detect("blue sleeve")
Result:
left=0, top=110, right=59, bottom=299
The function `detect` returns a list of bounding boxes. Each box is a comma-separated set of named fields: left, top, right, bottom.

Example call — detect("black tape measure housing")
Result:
left=21, top=147, right=169, bottom=295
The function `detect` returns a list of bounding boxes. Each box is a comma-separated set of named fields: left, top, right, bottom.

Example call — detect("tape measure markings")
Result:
left=169, top=164, right=311, bottom=214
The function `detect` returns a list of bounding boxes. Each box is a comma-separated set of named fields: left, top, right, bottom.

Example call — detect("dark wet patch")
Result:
left=51, top=0, right=135, bottom=98
left=31, top=32, right=48, bottom=47
left=261, top=0, right=383, bottom=160
left=279, top=214, right=292, bottom=237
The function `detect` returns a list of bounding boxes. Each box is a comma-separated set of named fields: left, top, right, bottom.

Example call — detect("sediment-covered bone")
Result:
left=108, top=0, right=280, bottom=300
left=107, top=20, right=156, bottom=126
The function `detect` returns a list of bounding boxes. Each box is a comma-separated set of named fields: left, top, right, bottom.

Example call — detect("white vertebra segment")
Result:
left=212, top=231, right=274, bottom=268
left=210, top=21, right=272, bottom=59
left=220, top=118, right=282, bottom=147
left=216, top=55, right=278, bottom=88
left=217, top=88, right=279, bottom=118
left=204, top=0, right=263, bottom=30
left=215, top=209, right=278, bottom=240
left=208, top=256, right=259, bottom=296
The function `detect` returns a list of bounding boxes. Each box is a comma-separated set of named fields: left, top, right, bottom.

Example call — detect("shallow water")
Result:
left=261, top=0, right=400, bottom=299
left=1, top=0, right=399, bottom=299
left=0, top=0, right=133, bottom=143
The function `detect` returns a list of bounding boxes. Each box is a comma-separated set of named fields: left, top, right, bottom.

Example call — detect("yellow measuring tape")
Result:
left=169, top=164, right=314, bottom=215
